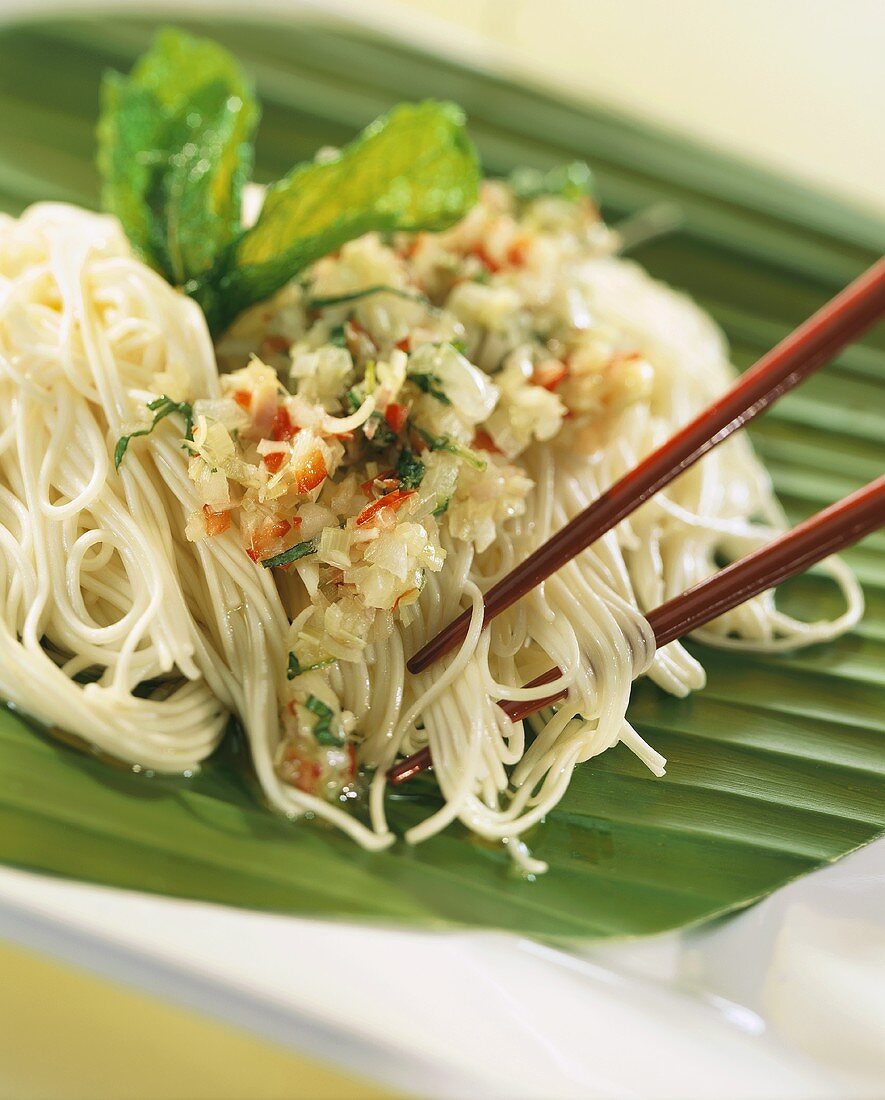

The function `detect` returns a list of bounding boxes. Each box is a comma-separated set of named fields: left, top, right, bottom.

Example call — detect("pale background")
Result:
left=1, top=0, right=882, bottom=214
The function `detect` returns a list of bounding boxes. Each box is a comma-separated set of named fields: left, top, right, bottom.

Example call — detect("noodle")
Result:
left=0, top=197, right=862, bottom=869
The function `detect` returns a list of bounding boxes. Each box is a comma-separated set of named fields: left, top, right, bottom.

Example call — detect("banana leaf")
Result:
left=0, top=15, right=882, bottom=939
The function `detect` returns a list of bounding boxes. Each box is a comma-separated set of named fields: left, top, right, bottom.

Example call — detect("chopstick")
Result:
left=388, top=474, right=885, bottom=785
left=407, top=257, right=885, bottom=676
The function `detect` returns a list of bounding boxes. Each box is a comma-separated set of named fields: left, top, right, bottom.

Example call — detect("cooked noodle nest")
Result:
left=0, top=203, right=861, bottom=867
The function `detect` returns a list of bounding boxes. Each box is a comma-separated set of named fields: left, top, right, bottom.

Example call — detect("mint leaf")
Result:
left=261, top=536, right=319, bottom=569
left=394, top=449, right=425, bottom=490
left=508, top=161, right=594, bottom=204
left=200, top=101, right=479, bottom=330
left=304, top=695, right=344, bottom=746
left=97, top=28, right=258, bottom=287
left=364, top=413, right=397, bottom=449
left=412, top=425, right=486, bottom=471
left=287, top=653, right=335, bottom=680
left=329, top=324, right=348, bottom=348
left=307, top=284, right=426, bottom=310
left=408, top=372, right=451, bottom=405
left=115, top=395, right=194, bottom=469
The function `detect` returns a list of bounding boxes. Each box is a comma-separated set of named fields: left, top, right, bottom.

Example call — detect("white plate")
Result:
left=0, top=839, right=882, bottom=1099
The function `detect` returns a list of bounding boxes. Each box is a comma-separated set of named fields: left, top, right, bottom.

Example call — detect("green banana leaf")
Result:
left=0, top=16, right=882, bottom=939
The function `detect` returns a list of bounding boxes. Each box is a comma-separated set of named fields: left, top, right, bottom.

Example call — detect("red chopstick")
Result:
left=388, top=474, right=885, bottom=784
left=407, top=257, right=885, bottom=676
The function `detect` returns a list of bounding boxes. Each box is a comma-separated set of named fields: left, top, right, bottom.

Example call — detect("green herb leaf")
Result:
left=508, top=161, right=594, bottom=204
left=314, top=727, right=343, bottom=748
left=304, top=695, right=333, bottom=720
left=261, top=536, right=319, bottom=569
left=97, top=28, right=258, bottom=286
left=365, top=413, right=397, bottom=449
left=304, top=694, right=344, bottom=746
left=408, top=372, right=451, bottom=405
left=413, top=425, right=486, bottom=470
left=115, top=395, right=194, bottom=469
left=287, top=653, right=336, bottom=680
left=394, top=449, right=425, bottom=490
left=200, top=101, right=479, bottom=330
left=307, top=284, right=426, bottom=310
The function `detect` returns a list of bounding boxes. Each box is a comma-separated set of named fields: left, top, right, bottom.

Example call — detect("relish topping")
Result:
left=179, top=181, right=655, bottom=799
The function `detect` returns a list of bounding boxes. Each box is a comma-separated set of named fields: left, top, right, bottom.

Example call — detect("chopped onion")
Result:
left=409, top=343, right=499, bottom=425
left=320, top=393, right=375, bottom=435
left=318, top=525, right=352, bottom=570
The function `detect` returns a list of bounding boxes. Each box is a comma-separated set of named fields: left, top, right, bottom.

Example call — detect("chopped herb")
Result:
left=473, top=269, right=491, bottom=285
left=304, top=694, right=344, bottom=746
left=114, top=394, right=194, bottom=469
left=345, top=363, right=375, bottom=415
left=413, top=424, right=486, bottom=470
left=409, top=372, right=451, bottom=405
left=366, top=412, right=397, bottom=449
left=307, top=284, right=426, bottom=310
left=305, top=695, right=333, bottom=720
left=450, top=339, right=468, bottom=355
left=432, top=499, right=450, bottom=517
left=508, top=161, right=594, bottom=204
left=329, top=323, right=347, bottom=347
left=261, top=536, right=319, bottom=569
left=395, top=448, right=426, bottom=490
left=287, top=653, right=335, bottom=680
